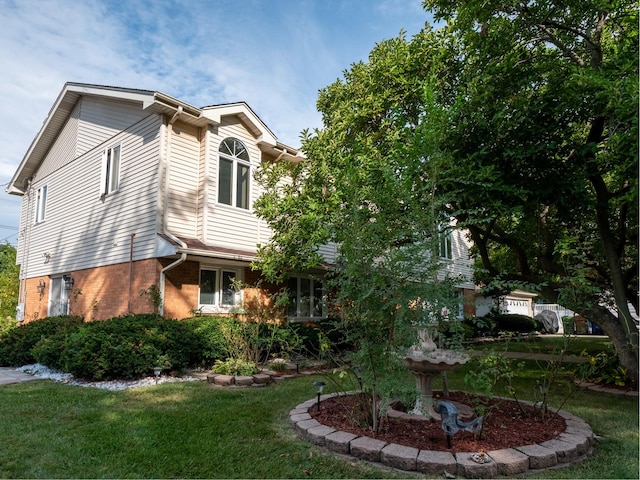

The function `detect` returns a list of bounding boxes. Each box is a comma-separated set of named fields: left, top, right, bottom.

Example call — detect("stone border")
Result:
left=289, top=393, right=594, bottom=478
left=575, top=380, right=639, bottom=397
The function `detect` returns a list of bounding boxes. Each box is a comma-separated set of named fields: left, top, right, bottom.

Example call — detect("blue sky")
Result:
left=0, top=0, right=434, bottom=245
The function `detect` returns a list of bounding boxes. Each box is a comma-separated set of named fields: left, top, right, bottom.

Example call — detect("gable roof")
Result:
left=7, top=82, right=303, bottom=195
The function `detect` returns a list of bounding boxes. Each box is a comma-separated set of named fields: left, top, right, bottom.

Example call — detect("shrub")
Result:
left=0, top=315, right=83, bottom=367
left=439, top=319, right=474, bottom=345
left=211, top=358, right=257, bottom=376
left=492, top=313, right=539, bottom=334
left=183, top=316, right=230, bottom=367
left=463, top=316, right=497, bottom=338
left=577, top=350, right=632, bottom=387
left=32, top=314, right=201, bottom=381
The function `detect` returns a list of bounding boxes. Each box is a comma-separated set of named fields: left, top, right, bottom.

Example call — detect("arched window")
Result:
left=218, top=137, right=250, bottom=209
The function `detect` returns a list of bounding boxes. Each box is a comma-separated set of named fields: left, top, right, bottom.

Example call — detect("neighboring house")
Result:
left=6, top=82, right=476, bottom=322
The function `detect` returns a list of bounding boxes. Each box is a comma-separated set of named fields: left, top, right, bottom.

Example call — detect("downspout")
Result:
left=159, top=106, right=187, bottom=316
left=18, top=177, right=34, bottom=321
left=127, top=233, right=135, bottom=313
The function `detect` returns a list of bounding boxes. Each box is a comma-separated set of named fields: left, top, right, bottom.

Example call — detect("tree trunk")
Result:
left=584, top=304, right=639, bottom=382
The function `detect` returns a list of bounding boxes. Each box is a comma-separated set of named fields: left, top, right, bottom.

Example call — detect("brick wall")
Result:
left=21, top=259, right=161, bottom=323
left=162, top=260, right=200, bottom=319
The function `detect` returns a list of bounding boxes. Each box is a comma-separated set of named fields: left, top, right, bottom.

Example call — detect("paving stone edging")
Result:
left=289, top=393, right=594, bottom=478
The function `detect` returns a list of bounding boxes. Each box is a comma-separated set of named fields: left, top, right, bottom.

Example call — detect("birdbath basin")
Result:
left=403, top=334, right=469, bottom=421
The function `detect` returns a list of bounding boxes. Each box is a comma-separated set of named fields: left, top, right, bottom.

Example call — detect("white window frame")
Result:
left=217, top=137, right=250, bottom=210
left=286, top=275, right=326, bottom=321
left=100, top=144, right=121, bottom=197
left=198, top=266, right=242, bottom=312
left=48, top=275, right=70, bottom=316
left=438, top=229, right=453, bottom=260
left=34, top=185, right=47, bottom=223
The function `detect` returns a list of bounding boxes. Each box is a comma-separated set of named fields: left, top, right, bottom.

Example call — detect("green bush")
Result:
left=493, top=313, right=539, bottom=333
left=463, top=316, right=497, bottom=338
left=577, top=350, right=632, bottom=387
left=211, top=358, right=257, bottom=376
left=183, top=316, right=230, bottom=366
left=439, top=319, right=474, bottom=345
left=0, top=315, right=84, bottom=367
left=32, top=314, right=201, bottom=381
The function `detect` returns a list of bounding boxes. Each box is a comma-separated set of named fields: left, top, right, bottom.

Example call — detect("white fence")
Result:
left=533, top=304, right=576, bottom=319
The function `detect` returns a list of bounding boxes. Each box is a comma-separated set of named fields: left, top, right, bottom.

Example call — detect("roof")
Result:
left=159, top=234, right=257, bottom=262
left=7, top=82, right=303, bottom=195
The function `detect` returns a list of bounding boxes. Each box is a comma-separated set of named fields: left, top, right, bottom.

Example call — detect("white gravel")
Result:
left=17, top=363, right=199, bottom=391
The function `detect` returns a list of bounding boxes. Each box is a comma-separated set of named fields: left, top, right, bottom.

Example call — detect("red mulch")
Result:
left=310, top=391, right=566, bottom=453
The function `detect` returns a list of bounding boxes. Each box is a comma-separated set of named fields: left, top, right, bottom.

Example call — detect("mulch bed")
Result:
left=310, top=391, right=566, bottom=453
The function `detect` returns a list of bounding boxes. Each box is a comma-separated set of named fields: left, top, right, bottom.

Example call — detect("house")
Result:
left=6, top=82, right=476, bottom=322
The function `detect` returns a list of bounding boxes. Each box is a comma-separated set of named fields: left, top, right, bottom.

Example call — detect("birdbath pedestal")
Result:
left=403, top=330, right=469, bottom=421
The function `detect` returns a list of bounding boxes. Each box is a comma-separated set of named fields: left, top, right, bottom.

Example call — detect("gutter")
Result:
left=158, top=106, right=187, bottom=316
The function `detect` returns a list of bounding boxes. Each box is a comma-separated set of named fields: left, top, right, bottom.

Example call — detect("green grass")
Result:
left=0, top=377, right=408, bottom=479
left=0, top=361, right=637, bottom=479
left=471, top=334, right=613, bottom=357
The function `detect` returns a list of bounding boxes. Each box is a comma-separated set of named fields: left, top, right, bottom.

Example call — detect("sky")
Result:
left=0, top=0, right=434, bottom=246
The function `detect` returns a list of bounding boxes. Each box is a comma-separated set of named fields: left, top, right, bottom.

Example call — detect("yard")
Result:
left=0, top=337, right=637, bottom=479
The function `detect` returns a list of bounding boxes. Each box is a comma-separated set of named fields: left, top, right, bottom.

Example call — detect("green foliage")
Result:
left=211, top=358, right=257, bottom=376
left=0, top=316, right=17, bottom=337
left=578, top=350, right=632, bottom=387
left=183, top=316, right=230, bottom=366
left=492, top=313, right=540, bottom=334
left=139, top=284, right=162, bottom=312
left=0, top=243, right=20, bottom=319
left=419, top=0, right=639, bottom=376
left=0, top=315, right=83, bottom=367
left=254, top=29, right=468, bottom=432
left=31, top=314, right=201, bottom=381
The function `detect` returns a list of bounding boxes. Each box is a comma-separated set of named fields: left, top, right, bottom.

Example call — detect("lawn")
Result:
left=470, top=334, right=613, bottom=357
left=0, top=350, right=637, bottom=478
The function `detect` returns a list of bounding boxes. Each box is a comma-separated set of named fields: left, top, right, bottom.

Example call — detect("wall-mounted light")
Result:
left=36, top=280, right=46, bottom=295
left=63, top=275, right=74, bottom=291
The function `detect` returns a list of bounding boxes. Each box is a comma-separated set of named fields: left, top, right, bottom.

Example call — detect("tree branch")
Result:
left=535, top=23, right=586, bottom=67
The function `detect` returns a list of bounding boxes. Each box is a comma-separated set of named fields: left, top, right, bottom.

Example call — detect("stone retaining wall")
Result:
left=289, top=393, right=594, bottom=478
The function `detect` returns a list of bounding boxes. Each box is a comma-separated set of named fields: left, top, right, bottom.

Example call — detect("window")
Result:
left=438, top=229, right=453, bottom=260
left=287, top=276, right=325, bottom=320
left=199, top=267, right=240, bottom=308
left=100, top=144, right=121, bottom=196
left=48, top=276, right=70, bottom=316
left=218, top=137, right=250, bottom=209
left=34, top=185, right=47, bottom=223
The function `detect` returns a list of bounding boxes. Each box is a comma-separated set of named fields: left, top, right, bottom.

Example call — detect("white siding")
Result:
left=76, top=96, right=148, bottom=157
left=166, top=121, right=201, bottom=238
left=439, top=228, right=475, bottom=289
left=20, top=114, right=162, bottom=277
left=204, top=120, right=263, bottom=252
left=35, top=102, right=80, bottom=181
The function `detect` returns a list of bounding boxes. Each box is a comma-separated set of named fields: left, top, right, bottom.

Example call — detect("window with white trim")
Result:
left=34, top=185, right=47, bottom=223
left=218, top=137, right=250, bottom=209
left=100, top=144, right=121, bottom=196
left=199, top=267, right=241, bottom=308
left=287, top=276, right=325, bottom=320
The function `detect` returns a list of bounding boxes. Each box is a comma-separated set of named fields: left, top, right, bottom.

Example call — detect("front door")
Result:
left=49, top=276, right=69, bottom=316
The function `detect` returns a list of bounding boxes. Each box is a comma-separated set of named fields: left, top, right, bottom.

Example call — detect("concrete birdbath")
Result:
left=403, top=329, right=469, bottom=421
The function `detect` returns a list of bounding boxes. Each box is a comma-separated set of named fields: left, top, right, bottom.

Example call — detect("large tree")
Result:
left=255, top=0, right=638, bottom=382
left=422, top=0, right=638, bottom=378
left=254, top=33, right=464, bottom=431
